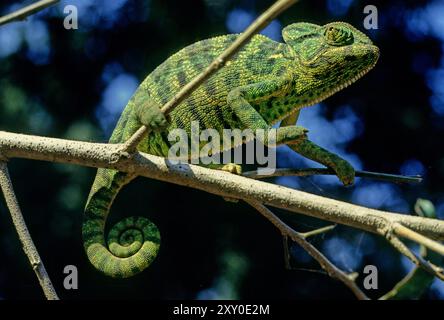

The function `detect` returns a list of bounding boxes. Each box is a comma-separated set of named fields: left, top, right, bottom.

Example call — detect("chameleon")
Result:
left=83, top=21, right=379, bottom=278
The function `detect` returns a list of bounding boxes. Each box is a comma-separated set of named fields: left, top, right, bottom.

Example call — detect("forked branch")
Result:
left=246, top=200, right=369, bottom=300
left=1, top=0, right=443, bottom=300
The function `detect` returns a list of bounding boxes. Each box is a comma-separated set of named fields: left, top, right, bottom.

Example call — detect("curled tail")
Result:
left=83, top=168, right=160, bottom=278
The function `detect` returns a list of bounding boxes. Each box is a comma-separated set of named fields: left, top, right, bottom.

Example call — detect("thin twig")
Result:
left=0, top=0, right=59, bottom=26
left=392, top=223, right=444, bottom=256
left=246, top=200, right=369, bottom=300
left=282, top=235, right=291, bottom=269
left=385, top=232, right=444, bottom=281
left=379, top=200, right=441, bottom=300
left=0, top=162, right=59, bottom=300
left=242, top=168, right=422, bottom=184
left=300, top=224, right=336, bottom=238
left=119, top=0, right=298, bottom=153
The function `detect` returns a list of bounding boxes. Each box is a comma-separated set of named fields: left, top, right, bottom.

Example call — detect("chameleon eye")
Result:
left=324, top=25, right=354, bottom=46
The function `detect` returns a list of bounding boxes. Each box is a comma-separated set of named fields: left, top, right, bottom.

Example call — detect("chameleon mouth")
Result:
left=317, top=59, right=377, bottom=101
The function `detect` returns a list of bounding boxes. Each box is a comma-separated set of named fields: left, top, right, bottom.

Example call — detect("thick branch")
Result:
left=0, top=0, right=59, bottom=26
left=0, top=162, right=59, bottom=300
left=1, top=130, right=444, bottom=242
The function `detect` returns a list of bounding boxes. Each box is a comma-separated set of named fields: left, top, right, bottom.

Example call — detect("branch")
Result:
left=300, top=224, right=336, bottom=238
left=0, top=162, right=59, bottom=300
left=243, top=168, right=423, bottom=184
left=393, top=223, right=444, bottom=256
left=246, top=200, right=369, bottom=299
left=380, top=199, right=442, bottom=300
left=0, top=0, right=301, bottom=298
left=1, top=0, right=442, bottom=296
left=119, top=0, right=298, bottom=153
left=385, top=233, right=444, bottom=281
left=1, top=130, right=444, bottom=243
left=0, top=0, right=59, bottom=27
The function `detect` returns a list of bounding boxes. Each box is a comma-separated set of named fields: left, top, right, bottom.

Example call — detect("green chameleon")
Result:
left=83, top=22, right=379, bottom=278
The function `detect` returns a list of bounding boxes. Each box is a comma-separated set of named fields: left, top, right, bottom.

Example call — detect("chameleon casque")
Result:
left=83, top=22, right=379, bottom=278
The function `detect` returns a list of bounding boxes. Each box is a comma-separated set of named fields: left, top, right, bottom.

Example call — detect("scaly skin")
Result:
left=83, top=22, right=379, bottom=278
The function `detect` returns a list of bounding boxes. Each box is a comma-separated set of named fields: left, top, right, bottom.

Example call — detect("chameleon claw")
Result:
left=221, top=163, right=243, bottom=175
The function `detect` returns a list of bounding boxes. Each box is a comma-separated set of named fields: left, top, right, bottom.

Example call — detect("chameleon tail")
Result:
left=83, top=168, right=160, bottom=278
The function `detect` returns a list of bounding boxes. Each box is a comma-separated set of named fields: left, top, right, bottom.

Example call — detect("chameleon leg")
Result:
left=203, top=80, right=305, bottom=178
left=130, top=93, right=168, bottom=133
left=287, top=140, right=355, bottom=186
left=280, top=112, right=355, bottom=186
left=108, top=93, right=168, bottom=144
left=203, top=163, right=243, bottom=174
left=227, top=80, right=308, bottom=147
left=228, top=82, right=354, bottom=186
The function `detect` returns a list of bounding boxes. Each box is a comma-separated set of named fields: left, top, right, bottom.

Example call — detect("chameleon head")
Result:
left=282, top=21, right=379, bottom=107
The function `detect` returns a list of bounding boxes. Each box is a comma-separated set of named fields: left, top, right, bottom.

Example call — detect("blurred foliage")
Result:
left=0, top=0, right=443, bottom=299
left=381, top=199, right=442, bottom=300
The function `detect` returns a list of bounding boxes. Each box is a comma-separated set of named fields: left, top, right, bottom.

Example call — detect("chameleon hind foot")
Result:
left=221, top=163, right=242, bottom=175
left=202, top=162, right=242, bottom=175
left=133, top=94, right=168, bottom=132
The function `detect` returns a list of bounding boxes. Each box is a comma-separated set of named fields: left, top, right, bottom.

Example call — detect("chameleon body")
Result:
left=84, top=22, right=379, bottom=278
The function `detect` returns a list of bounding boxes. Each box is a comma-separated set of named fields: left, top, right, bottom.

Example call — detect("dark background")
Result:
left=0, top=0, right=443, bottom=299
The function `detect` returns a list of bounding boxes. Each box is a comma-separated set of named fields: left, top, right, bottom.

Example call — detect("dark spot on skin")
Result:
left=258, top=39, right=273, bottom=53
left=276, top=65, right=286, bottom=76
left=345, top=55, right=357, bottom=62
left=160, top=132, right=172, bottom=148
left=225, top=69, right=240, bottom=88
left=224, top=35, right=237, bottom=47
left=315, top=73, right=329, bottom=81
left=216, top=105, right=230, bottom=129
left=153, top=74, right=161, bottom=83
left=177, top=71, right=187, bottom=86
left=204, top=82, right=216, bottom=97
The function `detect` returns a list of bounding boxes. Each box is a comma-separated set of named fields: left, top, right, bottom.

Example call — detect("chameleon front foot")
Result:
left=287, top=139, right=355, bottom=186
left=221, top=163, right=243, bottom=175
left=332, top=158, right=355, bottom=186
